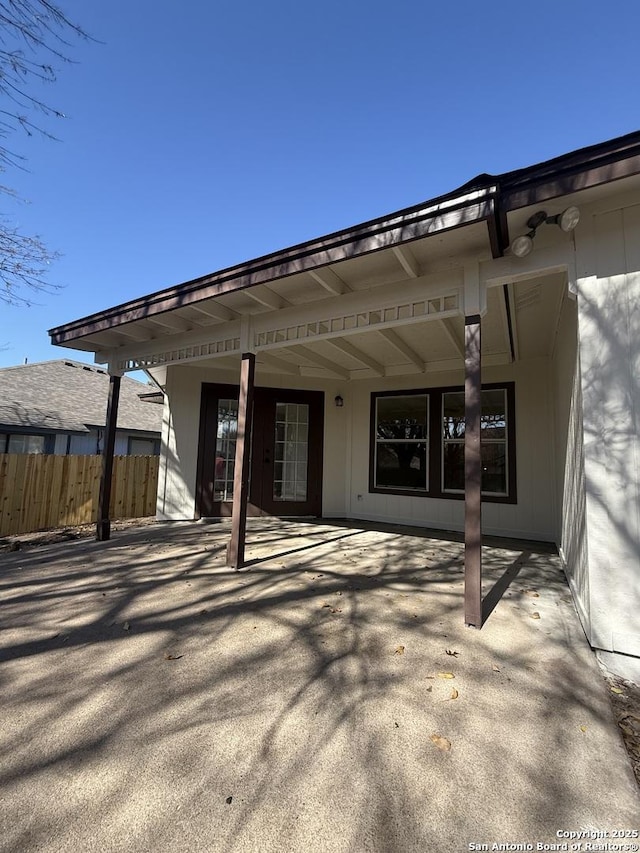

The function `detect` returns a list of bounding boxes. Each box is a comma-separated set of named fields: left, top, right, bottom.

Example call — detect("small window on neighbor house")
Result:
left=6, top=434, right=46, bottom=454
left=128, top=437, right=156, bottom=456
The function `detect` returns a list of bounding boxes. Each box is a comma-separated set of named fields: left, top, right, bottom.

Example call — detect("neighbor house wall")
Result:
left=575, top=199, right=640, bottom=668
left=156, top=362, right=348, bottom=521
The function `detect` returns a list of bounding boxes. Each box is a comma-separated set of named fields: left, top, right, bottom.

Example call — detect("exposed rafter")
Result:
left=288, top=344, right=350, bottom=379
left=256, top=353, right=301, bottom=375
left=377, top=328, right=425, bottom=372
left=146, top=314, right=193, bottom=333
left=325, top=337, right=385, bottom=376
left=392, top=245, right=420, bottom=278
left=309, top=267, right=350, bottom=295
left=245, top=285, right=291, bottom=310
left=189, top=302, right=240, bottom=322
left=438, top=318, right=464, bottom=358
left=110, top=325, right=155, bottom=343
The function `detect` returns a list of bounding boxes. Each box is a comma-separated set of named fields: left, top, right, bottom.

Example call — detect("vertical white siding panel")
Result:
left=577, top=204, right=640, bottom=658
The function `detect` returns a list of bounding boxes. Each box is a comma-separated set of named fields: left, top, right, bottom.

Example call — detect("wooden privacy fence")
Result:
left=0, top=454, right=159, bottom=537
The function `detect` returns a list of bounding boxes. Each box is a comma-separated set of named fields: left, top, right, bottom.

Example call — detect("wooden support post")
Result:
left=464, top=315, right=482, bottom=627
left=96, top=373, right=121, bottom=541
left=227, top=353, right=255, bottom=568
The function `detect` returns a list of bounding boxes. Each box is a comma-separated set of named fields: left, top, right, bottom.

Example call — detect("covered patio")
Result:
left=1, top=517, right=638, bottom=852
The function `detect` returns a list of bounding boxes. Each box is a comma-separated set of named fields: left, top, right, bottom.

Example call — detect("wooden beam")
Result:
left=309, top=268, right=349, bottom=295
left=439, top=317, right=464, bottom=358
left=245, top=285, right=290, bottom=310
left=189, top=302, right=240, bottom=322
left=464, top=315, right=482, bottom=627
left=146, top=314, right=194, bottom=333
left=392, top=245, right=420, bottom=278
left=288, top=344, right=350, bottom=379
left=257, top=353, right=301, bottom=375
left=377, top=328, right=425, bottom=372
left=112, top=324, right=155, bottom=342
left=325, top=337, right=385, bottom=376
left=96, top=373, right=121, bottom=541
left=227, top=353, right=255, bottom=568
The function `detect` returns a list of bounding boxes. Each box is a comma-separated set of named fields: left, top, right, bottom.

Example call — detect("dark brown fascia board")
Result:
left=500, top=129, right=640, bottom=210
left=49, top=190, right=495, bottom=346
left=49, top=129, right=640, bottom=347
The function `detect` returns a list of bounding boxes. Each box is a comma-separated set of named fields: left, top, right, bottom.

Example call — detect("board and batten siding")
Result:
left=551, top=292, right=589, bottom=630
left=574, top=200, right=640, bottom=666
left=346, top=359, right=556, bottom=541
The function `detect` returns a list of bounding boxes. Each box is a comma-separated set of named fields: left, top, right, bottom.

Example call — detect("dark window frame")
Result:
left=369, top=382, right=517, bottom=504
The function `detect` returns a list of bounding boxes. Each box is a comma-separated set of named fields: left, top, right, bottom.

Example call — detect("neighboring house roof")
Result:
left=0, top=359, right=163, bottom=434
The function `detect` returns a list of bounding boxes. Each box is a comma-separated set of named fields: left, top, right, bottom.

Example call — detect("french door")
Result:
left=196, top=384, right=324, bottom=518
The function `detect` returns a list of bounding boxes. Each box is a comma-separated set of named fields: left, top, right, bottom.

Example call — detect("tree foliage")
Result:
left=0, top=0, right=87, bottom=306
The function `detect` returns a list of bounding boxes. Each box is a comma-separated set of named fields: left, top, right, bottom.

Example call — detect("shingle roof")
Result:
left=0, top=360, right=163, bottom=434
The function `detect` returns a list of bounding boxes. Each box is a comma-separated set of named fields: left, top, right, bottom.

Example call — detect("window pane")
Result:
left=443, top=389, right=508, bottom=440
left=215, top=400, right=238, bottom=501
left=481, top=443, right=507, bottom=494
left=376, top=442, right=427, bottom=490
left=481, top=389, right=507, bottom=438
left=443, top=443, right=464, bottom=491
left=273, top=402, right=308, bottom=501
left=443, top=442, right=507, bottom=494
left=8, top=434, right=45, bottom=454
left=376, top=395, right=427, bottom=440
left=443, top=392, right=465, bottom=439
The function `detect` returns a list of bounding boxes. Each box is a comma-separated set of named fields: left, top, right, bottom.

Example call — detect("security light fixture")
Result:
left=335, top=395, right=344, bottom=408
left=509, top=206, right=580, bottom=258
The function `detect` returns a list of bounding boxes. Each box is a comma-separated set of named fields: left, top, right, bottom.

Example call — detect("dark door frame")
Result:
left=196, top=382, right=324, bottom=519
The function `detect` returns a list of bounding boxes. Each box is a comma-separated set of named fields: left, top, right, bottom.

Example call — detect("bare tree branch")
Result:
left=0, top=0, right=89, bottom=306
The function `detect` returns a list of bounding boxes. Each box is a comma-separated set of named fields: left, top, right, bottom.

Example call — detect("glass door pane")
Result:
left=273, top=402, right=308, bottom=502
left=214, top=399, right=238, bottom=502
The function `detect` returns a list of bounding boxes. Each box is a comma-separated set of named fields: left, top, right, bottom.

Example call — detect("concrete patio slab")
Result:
left=0, top=519, right=638, bottom=853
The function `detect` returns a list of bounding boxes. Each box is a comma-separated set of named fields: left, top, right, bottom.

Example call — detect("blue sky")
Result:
left=1, top=0, right=639, bottom=368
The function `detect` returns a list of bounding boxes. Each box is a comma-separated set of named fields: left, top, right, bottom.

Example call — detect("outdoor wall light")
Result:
left=510, top=205, right=580, bottom=258
left=335, top=395, right=344, bottom=407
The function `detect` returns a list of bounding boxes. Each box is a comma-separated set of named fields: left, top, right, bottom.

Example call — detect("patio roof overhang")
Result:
left=48, top=130, right=640, bottom=380
left=49, top=129, right=640, bottom=623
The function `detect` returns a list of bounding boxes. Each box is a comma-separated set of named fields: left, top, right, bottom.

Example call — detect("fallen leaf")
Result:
left=445, top=649, right=460, bottom=657
left=449, top=688, right=459, bottom=700
left=530, top=612, right=540, bottom=620
left=330, top=608, right=342, bottom=614
left=525, top=590, right=540, bottom=598
left=321, top=603, right=331, bottom=608
left=225, top=796, right=233, bottom=805
left=610, top=687, right=624, bottom=694
left=437, top=672, right=455, bottom=679
left=426, top=686, right=433, bottom=692
left=429, top=733, right=451, bottom=752
left=394, top=721, right=399, bottom=728
left=492, top=664, right=501, bottom=672
left=580, top=725, right=587, bottom=732
left=164, top=653, right=183, bottom=661
left=394, top=645, right=405, bottom=655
